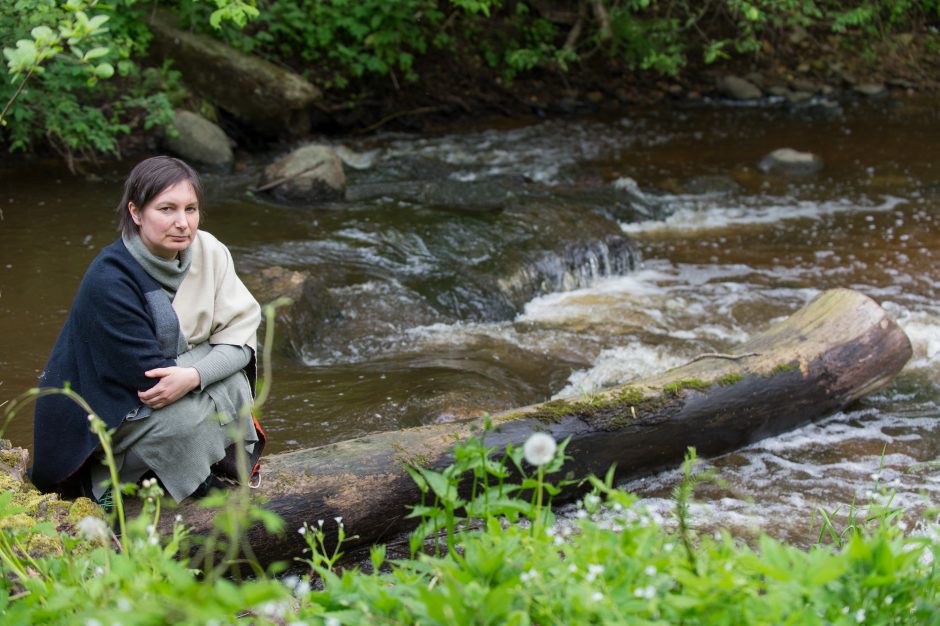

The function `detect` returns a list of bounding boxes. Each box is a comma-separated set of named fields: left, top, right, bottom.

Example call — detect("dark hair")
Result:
left=115, top=156, right=204, bottom=237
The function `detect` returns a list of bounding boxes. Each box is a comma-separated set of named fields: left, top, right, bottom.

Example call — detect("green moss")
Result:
left=716, top=373, right=745, bottom=387
left=663, top=378, right=712, bottom=396
left=26, top=533, right=64, bottom=558
left=67, top=498, right=106, bottom=525
left=771, top=361, right=799, bottom=376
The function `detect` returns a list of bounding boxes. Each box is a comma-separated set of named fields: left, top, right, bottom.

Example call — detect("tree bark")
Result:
left=168, top=288, right=912, bottom=565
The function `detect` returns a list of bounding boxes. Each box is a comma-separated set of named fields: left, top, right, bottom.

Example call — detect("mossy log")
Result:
left=168, top=288, right=911, bottom=564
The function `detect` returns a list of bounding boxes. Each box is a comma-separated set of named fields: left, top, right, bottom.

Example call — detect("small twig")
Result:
left=0, top=67, right=35, bottom=125
left=687, top=351, right=760, bottom=364
left=563, top=1, right=588, bottom=53
left=250, top=160, right=324, bottom=193
left=352, top=106, right=447, bottom=135
left=591, top=0, right=611, bottom=41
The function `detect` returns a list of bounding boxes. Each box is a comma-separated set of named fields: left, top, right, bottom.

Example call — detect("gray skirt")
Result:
left=91, top=342, right=258, bottom=502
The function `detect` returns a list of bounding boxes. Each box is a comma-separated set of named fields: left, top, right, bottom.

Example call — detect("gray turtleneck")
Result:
left=123, top=233, right=251, bottom=389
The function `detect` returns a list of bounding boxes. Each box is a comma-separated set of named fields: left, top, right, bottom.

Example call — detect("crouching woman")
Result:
left=31, top=156, right=265, bottom=503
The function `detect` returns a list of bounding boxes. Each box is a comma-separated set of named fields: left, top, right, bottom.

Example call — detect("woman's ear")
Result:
left=128, top=202, right=142, bottom=226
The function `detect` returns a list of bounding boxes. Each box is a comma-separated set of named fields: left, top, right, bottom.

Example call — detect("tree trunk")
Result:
left=169, top=288, right=912, bottom=565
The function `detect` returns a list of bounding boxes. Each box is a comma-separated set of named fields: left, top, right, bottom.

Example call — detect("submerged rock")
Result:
left=758, top=148, right=824, bottom=176
left=163, top=110, right=234, bottom=169
left=261, top=144, right=347, bottom=203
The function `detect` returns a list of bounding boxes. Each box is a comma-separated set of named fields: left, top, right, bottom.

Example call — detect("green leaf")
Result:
left=94, top=62, right=113, bottom=78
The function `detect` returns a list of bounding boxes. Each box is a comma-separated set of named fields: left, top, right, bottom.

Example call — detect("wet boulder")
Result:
left=758, top=148, right=824, bottom=176
left=346, top=178, right=522, bottom=212
left=243, top=266, right=342, bottom=356
left=163, top=110, right=234, bottom=169
left=716, top=75, right=763, bottom=100
left=261, top=145, right=347, bottom=203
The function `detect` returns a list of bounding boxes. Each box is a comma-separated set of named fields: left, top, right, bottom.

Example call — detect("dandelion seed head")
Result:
left=294, top=580, right=311, bottom=597
left=523, top=432, right=557, bottom=466
left=76, top=516, right=109, bottom=543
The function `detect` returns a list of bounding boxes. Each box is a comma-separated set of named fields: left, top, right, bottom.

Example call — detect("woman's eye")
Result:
left=158, top=207, right=172, bottom=212
left=185, top=206, right=198, bottom=212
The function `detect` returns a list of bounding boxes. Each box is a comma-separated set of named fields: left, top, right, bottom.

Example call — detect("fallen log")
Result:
left=169, top=288, right=911, bottom=564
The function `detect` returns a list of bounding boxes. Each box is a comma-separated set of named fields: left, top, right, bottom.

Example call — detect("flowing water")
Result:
left=2, top=95, right=939, bottom=545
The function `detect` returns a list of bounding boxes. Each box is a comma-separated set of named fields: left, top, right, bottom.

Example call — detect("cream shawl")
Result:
left=173, top=230, right=260, bottom=352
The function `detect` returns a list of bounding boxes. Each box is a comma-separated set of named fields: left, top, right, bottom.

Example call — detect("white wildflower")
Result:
left=76, top=516, right=110, bottom=543
left=663, top=543, right=674, bottom=552
left=586, top=564, right=604, bottom=582
left=591, top=591, right=603, bottom=602
left=87, top=414, right=95, bottom=422
left=94, top=566, right=104, bottom=576
left=613, top=502, right=623, bottom=512
left=633, top=585, right=656, bottom=600
left=576, top=509, right=588, bottom=520
left=317, top=519, right=324, bottom=527
left=298, top=526, right=307, bottom=535
left=584, top=494, right=601, bottom=509
left=568, top=564, right=577, bottom=573
left=885, top=596, right=893, bottom=605
left=545, top=526, right=556, bottom=537
left=842, top=606, right=850, bottom=614
left=325, top=618, right=341, bottom=626
left=644, top=565, right=657, bottom=577
left=85, top=619, right=102, bottom=626
left=175, top=514, right=183, bottom=523
left=523, top=433, right=557, bottom=466
left=117, top=597, right=132, bottom=612
left=334, top=516, right=343, bottom=525
left=553, top=536, right=564, bottom=546
left=520, top=568, right=538, bottom=583
left=856, top=608, right=866, bottom=623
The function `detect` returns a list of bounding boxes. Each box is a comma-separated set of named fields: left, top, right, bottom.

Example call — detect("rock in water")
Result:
left=759, top=148, right=824, bottom=176
left=148, top=11, right=320, bottom=137
left=261, top=145, right=346, bottom=203
left=716, top=75, right=763, bottom=100
left=163, top=110, right=234, bottom=169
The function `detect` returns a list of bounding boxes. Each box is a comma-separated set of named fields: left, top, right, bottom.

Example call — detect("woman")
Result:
left=31, top=156, right=265, bottom=503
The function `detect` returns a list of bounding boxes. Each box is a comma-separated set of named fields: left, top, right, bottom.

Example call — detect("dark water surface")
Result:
left=2, top=96, right=938, bottom=543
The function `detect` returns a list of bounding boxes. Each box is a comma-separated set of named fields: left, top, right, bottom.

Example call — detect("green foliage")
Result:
left=3, top=350, right=940, bottom=623
left=0, top=0, right=252, bottom=166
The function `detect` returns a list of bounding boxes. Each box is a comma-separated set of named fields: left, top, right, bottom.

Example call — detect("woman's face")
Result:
left=128, top=180, right=200, bottom=260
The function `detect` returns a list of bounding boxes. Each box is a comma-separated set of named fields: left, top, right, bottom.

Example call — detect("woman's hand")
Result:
left=138, top=367, right=201, bottom=409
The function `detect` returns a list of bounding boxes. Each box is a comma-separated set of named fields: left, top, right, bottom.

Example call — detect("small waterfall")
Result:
left=497, top=235, right=638, bottom=310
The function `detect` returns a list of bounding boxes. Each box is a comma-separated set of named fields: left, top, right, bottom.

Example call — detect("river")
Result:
left=2, top=94, right=938, bottom=545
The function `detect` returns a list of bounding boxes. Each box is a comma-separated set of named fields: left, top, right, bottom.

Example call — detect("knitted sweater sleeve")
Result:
left=191, top=344, right=252, bottom=390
